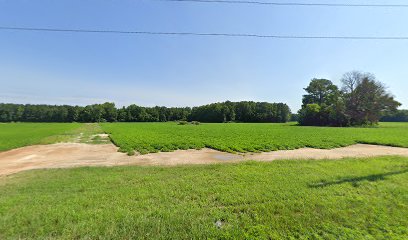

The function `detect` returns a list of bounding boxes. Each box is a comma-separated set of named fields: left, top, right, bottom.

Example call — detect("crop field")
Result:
left=101, top=122, right=408, bottom=155
left=0, top=123, right=82, bottom=151
left=0, top=156, right=407, bottom=239
left=1, top=123, right=408, bottom=238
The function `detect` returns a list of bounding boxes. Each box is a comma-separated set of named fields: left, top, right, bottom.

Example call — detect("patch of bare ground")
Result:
left=1, top=143, right=408, bottom=176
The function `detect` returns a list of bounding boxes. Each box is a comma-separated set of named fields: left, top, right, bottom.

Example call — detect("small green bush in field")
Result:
left=178, top=121, right=188, bottom=125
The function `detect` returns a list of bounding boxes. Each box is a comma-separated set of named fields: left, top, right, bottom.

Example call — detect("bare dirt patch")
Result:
left=1, top=143, right=408, bottom=176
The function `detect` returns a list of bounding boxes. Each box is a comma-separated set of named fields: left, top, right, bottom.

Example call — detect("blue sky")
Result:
left=1, top=0, right=407, bottom=112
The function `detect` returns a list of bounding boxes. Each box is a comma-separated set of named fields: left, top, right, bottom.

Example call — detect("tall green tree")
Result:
left=299, top=79, right=346, bottom=126
left=299, top=71, right=401, bottom=126
left=302, top=79, right=340, bottom=107
left=101, top=102, right=118, bottom=122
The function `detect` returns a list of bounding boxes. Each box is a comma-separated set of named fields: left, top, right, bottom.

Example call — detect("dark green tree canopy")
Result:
left=302, top=79, right=340, bottom=107
left=298, top=71, right=401, bottom=127
left=189, top=101, right=291, bottom=123
left=0, top=101, right=291, bottom=123
left=299, top=79, right=345, bottom=126
left=381, top=110, right=408, bottom=122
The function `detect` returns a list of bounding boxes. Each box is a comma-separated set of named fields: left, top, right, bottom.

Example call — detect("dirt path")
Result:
left=1, top=143, right=408, bottom=176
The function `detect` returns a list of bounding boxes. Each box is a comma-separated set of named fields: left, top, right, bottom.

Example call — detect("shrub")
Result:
left=178, top=121, right=188, bottom=125
left=298, top=104, right=321, bottom=126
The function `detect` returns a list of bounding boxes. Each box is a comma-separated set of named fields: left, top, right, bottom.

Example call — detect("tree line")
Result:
left=189, top=101, right=291, bottom=123
left=381, top=110, right=408, bottom=122
left=298, top=71, right=402, bottom=126
left=0, top=101, right=291, bottom=123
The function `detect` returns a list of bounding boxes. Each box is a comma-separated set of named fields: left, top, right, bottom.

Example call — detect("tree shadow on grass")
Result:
left=309, top=169, right=408, bottom=188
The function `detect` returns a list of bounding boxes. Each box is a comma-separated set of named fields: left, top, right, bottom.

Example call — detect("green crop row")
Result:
left=100, top=122, right=408, bottom=155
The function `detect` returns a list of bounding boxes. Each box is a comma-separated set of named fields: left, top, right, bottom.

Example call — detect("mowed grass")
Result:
left=0, top=157, right=407, bottom=239
left=101, top=122, right=408, bottom=155
left=0, top=123, right=82, bottom=151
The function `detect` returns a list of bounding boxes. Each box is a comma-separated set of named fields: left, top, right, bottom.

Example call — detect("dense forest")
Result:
left=0, top=101, right=291, bottom=123
left=189, top=101, right=291, bottom=123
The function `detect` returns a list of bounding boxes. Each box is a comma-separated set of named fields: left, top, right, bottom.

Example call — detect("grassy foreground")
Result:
left=101, top=122, right=408, bottom=154
left=0, top=123, right=82, bottom=151
left=1, top=157, right=407, bottom=239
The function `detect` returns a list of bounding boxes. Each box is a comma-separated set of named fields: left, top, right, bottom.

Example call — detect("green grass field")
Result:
left=0, top=123, right=82, bottom=151
left=101, top=122, right=408, bottom=155
left=1, top=156, right=407, bottom=239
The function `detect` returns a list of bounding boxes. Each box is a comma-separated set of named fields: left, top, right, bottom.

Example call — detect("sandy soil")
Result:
left=1, top=143, right=408, bottom=176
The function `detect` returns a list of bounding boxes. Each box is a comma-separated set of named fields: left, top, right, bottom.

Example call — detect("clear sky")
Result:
left=1, top=0, right=407, bottom=112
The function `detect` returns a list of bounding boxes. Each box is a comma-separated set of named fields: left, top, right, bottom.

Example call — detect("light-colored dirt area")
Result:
left=1, top=143, right=408, bottom=176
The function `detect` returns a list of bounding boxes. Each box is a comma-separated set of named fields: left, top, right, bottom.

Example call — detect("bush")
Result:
left=178, top=121, right=188, bottom=125
left=298, top=104, right=321, bottom=126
